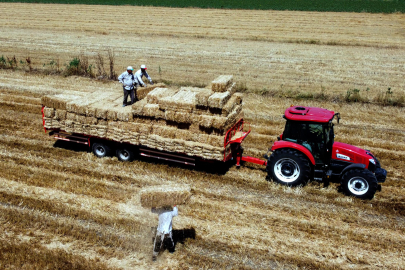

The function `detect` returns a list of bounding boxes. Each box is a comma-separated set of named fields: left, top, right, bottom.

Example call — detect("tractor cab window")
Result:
left=283, top=121, right=328, bottom=164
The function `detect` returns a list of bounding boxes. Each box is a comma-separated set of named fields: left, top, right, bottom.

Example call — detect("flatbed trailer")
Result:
left=42, top=106, right=264, bottom=167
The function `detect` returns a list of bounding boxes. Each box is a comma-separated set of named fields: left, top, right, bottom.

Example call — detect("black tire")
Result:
left=341, top=169, right=378, bottom=199
left=267, top=149, right=312, bottom=187
left=116, top=148, right=135, bottom=162
left=92, top=142, right=111, bottom=158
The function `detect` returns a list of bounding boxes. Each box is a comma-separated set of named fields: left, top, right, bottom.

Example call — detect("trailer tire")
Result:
left=341, top=169, right=378, bottom=199
left=267, top=149, right=311, bottom=187
left=116, top=148, right=135, bottom=162
left=92, top=142, right=111, bottom=158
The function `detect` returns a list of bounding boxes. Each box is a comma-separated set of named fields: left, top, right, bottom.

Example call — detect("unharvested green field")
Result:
left=1, top=0, right=405, bottom=13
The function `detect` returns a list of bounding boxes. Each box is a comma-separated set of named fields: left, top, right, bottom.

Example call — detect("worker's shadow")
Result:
left=172, top=228, right=196, bottom=246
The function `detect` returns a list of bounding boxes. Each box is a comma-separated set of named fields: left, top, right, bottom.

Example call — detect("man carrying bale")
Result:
left=140, top=184, right=191, bottom=261
left=152, top=205, right=178, bottom=261
left=118, top=66, right=137, bottom=107
left=135, top=64, right=154, bottom=88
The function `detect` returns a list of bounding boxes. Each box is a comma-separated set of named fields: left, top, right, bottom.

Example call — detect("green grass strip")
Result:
left=1, top=0, right=404, bottom=13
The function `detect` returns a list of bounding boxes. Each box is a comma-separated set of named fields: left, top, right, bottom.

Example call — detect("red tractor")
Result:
left=263, top=106, right=387, bottom=199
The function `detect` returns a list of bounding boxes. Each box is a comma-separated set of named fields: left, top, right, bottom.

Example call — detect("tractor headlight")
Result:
left=369, top=158, right=376, bottom=165
left=368, top=158, right=376, bottom=172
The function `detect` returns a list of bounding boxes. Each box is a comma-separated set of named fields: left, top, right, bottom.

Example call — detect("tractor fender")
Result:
left=271, top=141, right=316, bottom=165
left=339, top=163, right=366, bottom=177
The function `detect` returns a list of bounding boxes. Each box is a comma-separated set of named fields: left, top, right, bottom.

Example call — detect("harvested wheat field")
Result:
left=1, top=3, right=405, bottom=270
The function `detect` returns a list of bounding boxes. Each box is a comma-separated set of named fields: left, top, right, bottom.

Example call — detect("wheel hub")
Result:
left=274, top=158, right=300, bottom=183
left=348, top=177, right=369, bottom=195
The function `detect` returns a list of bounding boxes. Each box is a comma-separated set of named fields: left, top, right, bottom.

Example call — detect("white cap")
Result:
left=127, top=66, right=133, bottom=71
left=141, top=64, right=147, bottom=70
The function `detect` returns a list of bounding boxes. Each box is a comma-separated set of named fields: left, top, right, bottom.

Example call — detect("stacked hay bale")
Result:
left=41, top=75, right=243, bottom=161
left=140, top=184, right=192, bottom=208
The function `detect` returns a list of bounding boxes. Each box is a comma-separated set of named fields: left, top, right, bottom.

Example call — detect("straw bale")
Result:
left=211, top=75, right=233, bottom=93
left=212, top=116, right=227, bottom=130
left=198, top=115, right=214, bottom=128
left=222, top=93, right=243, bottom=116
left=41, top=93, right=83, bottom=110
left=82, top=124, right=91, bottom=134
left=84, top=117, right=98, bottom=125
left=76, top=115, right=86, bottom=124
left=208, top=91, right=231, bottom=109
left=132, top=98, right=148, bottom=117
left=195, top=89, right=214, bottom=107
left=64, top=120, right=74, bottom=133
left=43, top=107, right=55, bottom=118
left=54, top=109, right=67, bottom=120
left=146, top=88, right=174, bottom=104
left=136, top=83, right=166, bottom=100
left=116, top=107, right=134, bottom=122
left=166, top=111, right=192, bottom=124
left=66, top=112, right=76, bottom=121
left=74, top=122, right=84, bottom=134
left=107, top=110, right=118, bottom=121
left=98, top=119, right=108, bottom=126
left=153, top=125, right=178, bottom=139
left=138, top=123, right=153, bottom=135
left=140, top=184, right=191, bottom=208
left=44, top=117, right=52, bottom=128
left=198, top=134, right=224, bottom=148
left=142, top=104, right=165, bottom=119
left=159, top=87, right=203, bottom=112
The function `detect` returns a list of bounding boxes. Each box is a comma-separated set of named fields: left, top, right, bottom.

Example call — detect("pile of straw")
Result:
left=42, top=75, right=243, bottom=161
left=140, top=184, right=191, bottom=208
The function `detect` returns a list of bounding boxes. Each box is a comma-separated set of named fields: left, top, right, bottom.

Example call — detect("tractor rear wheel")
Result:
left=267, top=149, right=312, bottom=187
left=341, top=169, right=378, bottom=199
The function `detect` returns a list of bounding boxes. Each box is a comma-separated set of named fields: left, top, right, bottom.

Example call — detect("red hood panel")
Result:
left=332, top=141, right=370, bottom=167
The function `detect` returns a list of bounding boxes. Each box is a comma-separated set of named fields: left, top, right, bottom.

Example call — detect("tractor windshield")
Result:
left=283, top=120, right=333, bottom=164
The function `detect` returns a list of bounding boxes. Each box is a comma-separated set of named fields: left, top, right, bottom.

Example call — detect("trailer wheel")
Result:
left=341, top=169, right=378, bottom=199
left=267, top=149, right=311, bottom=187
left=116, top=148, right=135, bottom=162
left=92, top=142, right=111, bottom=158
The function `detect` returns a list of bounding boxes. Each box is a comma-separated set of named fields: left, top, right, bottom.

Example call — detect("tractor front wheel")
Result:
left=267, top=149, right=311, bottom=187
left=341, top=169, right=378, bottom=199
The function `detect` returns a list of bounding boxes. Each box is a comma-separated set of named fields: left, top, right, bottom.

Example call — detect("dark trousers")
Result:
left=123, top=87, right=136, bottom=105
left=153, top=231, right=175, bottom=257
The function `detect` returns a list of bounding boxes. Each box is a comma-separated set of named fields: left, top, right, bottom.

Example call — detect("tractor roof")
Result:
left=284, top=106, right=335, bottom=123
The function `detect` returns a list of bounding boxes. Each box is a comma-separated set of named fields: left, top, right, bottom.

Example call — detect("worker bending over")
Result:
left=135, top=64, right=154, bottom=87
left=152, top=205, right=178, bottom=261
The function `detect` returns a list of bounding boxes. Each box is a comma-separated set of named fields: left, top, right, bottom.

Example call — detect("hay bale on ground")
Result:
left=211, top=75, right=233, bottom=93
left=140, top=184, right=192, bottom=208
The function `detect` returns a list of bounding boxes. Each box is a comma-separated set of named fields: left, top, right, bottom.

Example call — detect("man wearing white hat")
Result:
left=118, top=66, right=137, bottom=107
left=135, top=64, right=154, bottom=88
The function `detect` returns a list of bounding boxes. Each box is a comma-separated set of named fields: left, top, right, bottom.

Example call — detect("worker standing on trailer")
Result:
left=118, top=66, right=137, bottom=107
left=152, top=205, right=178, bottom=261
left=135, top=64, right=154, bottom=87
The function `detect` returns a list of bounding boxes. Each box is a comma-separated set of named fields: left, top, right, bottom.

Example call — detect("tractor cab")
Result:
left=281, top=106, right=337, bottom=165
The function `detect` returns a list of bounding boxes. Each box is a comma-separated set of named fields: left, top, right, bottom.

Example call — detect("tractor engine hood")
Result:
left=332, top=142, right=375, bottom=170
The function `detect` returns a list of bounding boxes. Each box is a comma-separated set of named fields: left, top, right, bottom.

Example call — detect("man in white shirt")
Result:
left=135, top=64, right=154, bottom=87
left=152, top=205, right=178, bottom=261
left=118, top=66, right=137, bottom=107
